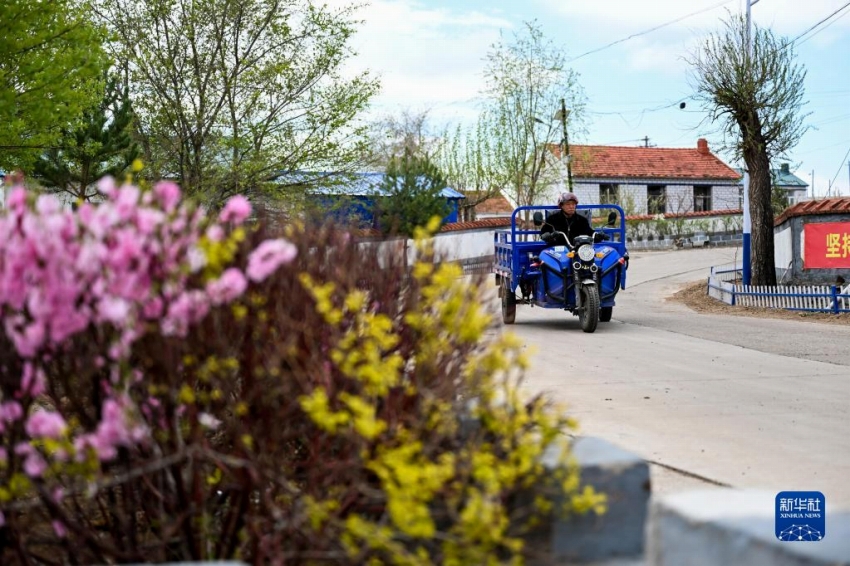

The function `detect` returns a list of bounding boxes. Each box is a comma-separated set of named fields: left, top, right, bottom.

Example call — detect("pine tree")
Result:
left=34, top=76, right=139, bottom=203
left=378, top=151, right=450, bottom=237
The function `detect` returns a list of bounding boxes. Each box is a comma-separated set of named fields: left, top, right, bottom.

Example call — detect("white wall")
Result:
left=358, top=228, right=498, bottom=267
left=774, top=225, right=794, bottom=272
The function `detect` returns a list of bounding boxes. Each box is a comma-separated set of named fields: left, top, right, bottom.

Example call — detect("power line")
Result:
left=829, top=145, right=850, bottom=189
left=791, top=1, right=850, bottom=45
left=568, top=0, right=735, bottom=63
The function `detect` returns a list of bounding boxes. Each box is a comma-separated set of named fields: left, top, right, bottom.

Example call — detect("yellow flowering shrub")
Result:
left=0, top=216, right=603, bottom=564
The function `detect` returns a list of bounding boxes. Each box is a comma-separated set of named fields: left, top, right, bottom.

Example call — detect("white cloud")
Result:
left=332, top=0, right=512, bottom=115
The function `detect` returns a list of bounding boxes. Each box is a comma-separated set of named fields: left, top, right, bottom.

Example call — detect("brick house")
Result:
left=542, top=138, right=742, bottom=215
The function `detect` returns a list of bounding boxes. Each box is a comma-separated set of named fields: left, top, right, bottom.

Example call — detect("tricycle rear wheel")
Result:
left=501, top=280, right=516, bottom=324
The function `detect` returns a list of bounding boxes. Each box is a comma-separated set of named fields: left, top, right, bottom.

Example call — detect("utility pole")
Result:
left=557, top=98, right=573, bottom=192
left=643, top=136, right=650, bottom=148
left=742, top=0, right=759, bottom=286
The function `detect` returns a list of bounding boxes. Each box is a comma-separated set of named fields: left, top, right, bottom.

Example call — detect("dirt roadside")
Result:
left=668, top=280, right=850, bottom=326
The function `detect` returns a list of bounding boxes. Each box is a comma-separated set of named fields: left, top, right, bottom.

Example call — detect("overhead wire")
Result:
left=567, top=0, right=735, bottom=63
left=791, top=1, right=850, bottom=45
left=828, top=145, right=850, bottom=190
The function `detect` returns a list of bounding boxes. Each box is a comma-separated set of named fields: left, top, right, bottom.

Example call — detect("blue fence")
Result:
left=707, top=264, right=850, bottom=314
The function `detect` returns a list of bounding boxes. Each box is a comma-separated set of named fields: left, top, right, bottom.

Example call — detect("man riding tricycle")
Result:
left=493, top=192, right=629, bottom=332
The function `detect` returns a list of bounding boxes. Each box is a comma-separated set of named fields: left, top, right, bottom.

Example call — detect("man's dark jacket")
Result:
left=540, top=210, right=594, bottom=245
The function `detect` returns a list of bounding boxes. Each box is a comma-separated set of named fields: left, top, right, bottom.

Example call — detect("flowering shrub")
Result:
left=0, top=183, right=603, bottom=564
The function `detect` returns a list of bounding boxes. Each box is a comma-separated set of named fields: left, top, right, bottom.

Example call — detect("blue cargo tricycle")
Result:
left=493, top=204, right=629, bottom=332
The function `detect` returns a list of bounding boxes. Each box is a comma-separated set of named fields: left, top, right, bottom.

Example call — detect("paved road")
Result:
left=501, top=247, right=850, bottom=508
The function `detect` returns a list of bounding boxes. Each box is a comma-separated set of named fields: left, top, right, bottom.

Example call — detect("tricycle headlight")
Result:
left=577, top=244, right=595, bottom=262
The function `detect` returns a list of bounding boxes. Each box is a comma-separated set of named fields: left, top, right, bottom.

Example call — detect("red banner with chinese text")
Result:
left=804, top=222, right=850, bottom=269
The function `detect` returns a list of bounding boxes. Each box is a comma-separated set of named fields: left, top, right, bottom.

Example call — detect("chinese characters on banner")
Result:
left=804, top=222, right=850, bottom=269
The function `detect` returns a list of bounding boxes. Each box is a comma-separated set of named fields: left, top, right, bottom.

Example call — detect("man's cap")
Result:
left=557, top=192, right=578, bottom=205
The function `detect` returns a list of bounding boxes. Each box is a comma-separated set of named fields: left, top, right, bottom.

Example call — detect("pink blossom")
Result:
left=246, top=238, right=297, bottom=282
left=219, top=195, right=252, bottom=224
left=153, top=181, right=181, bottom=212
left=97, top=176, right=117, bottom=198
left=52, top=521, right=67, bottom=538
left=161, top=291, right=210, bottom=337
left=206, top=268, right=248, bottom=305
left=187, top=246, right=207, bottom=273
left=20, top=363, right=46, bottom=396
left=16, top=444, right=48, bottom=478
left=35, top=194, right=61, bottom=215
left=114, top=185, right=140, bottom=220
left=81, top=398, right=135, bottom=462
left=7, top=187, right=27, bottom=210
left=0, top=401, right=23, bottom=424
left=24, top=452, right=47, bottom=477
left=25, top=410, right=67, bottom=439
left=98, top=297, right=131, bottom=324
left=205, top=224, right=224, bottom=242
left=8, top=320, right=46, bottom=359
left=142, top=297, right=164, bottom=319
left=199, top=412, right=221, bottom=430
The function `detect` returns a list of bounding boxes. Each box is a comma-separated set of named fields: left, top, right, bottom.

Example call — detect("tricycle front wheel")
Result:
left=501, top=280, right=516, bottom=324
left=579, top=285, right=599, bottom=333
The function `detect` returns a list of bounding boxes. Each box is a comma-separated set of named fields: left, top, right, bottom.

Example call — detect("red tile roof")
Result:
left=440, top=217, right=511, bottom=232
left=549, top=139, right=740, bottom=181
left=774, top=197, right=850, bottom=226
left=474, top=195, right=513, bottom=215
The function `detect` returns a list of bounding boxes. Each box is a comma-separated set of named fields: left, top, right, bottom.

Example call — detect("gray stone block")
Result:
left=528, top=436, right=650, bottom=565
left=647, top=489, right=850, bottom=566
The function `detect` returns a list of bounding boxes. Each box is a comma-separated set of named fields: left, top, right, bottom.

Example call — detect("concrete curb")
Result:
left=528, top=436, right=650, bottom=565
left=647, top=489, right=850, bottom=566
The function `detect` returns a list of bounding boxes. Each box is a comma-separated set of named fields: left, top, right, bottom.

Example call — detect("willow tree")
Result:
left=482, top=21, right=586, bottom=210
left=94, top=0, right=379, bottom=208
left=689, top=13, right=807, bottom=285
left=435, top=110, right=512, bottom=221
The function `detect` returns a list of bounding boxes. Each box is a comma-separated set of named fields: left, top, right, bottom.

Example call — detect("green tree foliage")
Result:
left=94, top=0, right=379, bottom=208
left=689, top=13, right=808, bottom=285
left=33, top=75, right=139, bottom=202
left=378, top=151, right=450, bottom=237
left=482, top=21, right=586, bottom=209
left=0, top=0, right=108, bottom=170
left=435, top=110, right=512, bottom=221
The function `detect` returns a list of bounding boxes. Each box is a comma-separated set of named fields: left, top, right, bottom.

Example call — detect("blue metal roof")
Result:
left=275, top=171, right=464, bottom=199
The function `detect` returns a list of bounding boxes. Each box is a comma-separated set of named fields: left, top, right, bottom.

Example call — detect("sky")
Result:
left=332, top=0, right=850, bottom=196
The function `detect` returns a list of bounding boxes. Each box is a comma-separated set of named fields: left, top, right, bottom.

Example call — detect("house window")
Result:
left=599, top=183, right=619, bottom=204
left=694, top=186, right=712, bottom=212
left=647, top=185, right=666, bottom=214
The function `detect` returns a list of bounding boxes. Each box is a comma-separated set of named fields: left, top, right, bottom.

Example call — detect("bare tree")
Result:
left=94, top=0, right=378, bottom=208
left=482, top=21, right=586, bottom=211
left=365, top=108, right=442, bottom=168
left=688, top=13, right=808, bottom=285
